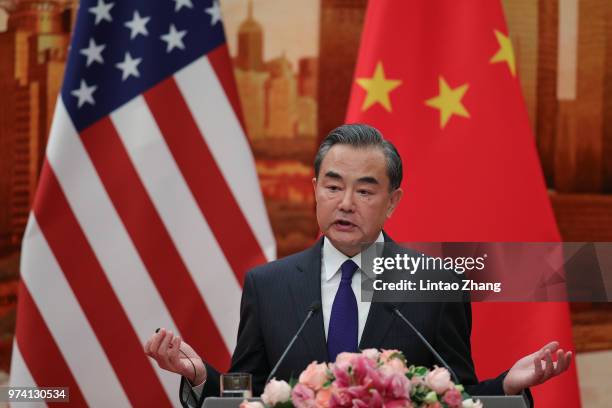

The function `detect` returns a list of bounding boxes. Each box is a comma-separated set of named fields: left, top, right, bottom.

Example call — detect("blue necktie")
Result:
left=327, top=259, right=359, bottom=362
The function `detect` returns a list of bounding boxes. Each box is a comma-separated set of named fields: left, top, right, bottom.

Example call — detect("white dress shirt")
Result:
left=321, top=231, right=383, bottom=343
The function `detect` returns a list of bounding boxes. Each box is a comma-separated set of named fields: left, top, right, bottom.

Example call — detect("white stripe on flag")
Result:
left=45, top=99, right=180, bottom=403
left=175, top=56, right=276, bottom=262
left=8, top=343, right=46, bottom=408
left=19, top=216, right=131, bottom=407
left=111, top=95, right=242, bottom=351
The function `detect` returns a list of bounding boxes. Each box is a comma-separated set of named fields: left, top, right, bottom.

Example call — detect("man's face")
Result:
left=313, top=144, right=403, bottom=257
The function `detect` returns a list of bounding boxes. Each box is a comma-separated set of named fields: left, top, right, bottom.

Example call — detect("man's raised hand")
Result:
left=144, top=328, right=207, bottom=385
left=503, top=341, right=572, bottom=395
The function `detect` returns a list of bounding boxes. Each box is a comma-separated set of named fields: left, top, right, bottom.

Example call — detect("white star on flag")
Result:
left=160, top=24, right=187, bottom=52
left=205, top=0, right=222, bottom=26
left=71, top=79, right=97, bottom=108
left=124, top=10, right=150, bottom=39
left=79, top=38, right=105, bottom=66
left=115, top=52, right=142, bottom=81
left=173, top=0, right=193, bottom=12
left=88, top=0, right=114, bottom=25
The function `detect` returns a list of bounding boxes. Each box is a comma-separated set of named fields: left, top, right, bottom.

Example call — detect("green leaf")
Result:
left=424, top=391, right=438, bottom=403
left=274, top=401, right=294, bottom=408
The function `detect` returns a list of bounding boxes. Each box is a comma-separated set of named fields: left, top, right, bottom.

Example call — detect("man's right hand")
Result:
left=144, top=328, right=207, bottom=386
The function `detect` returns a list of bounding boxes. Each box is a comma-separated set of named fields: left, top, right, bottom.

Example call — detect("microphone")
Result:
left=265, top=301, right=321, bottom=384
left=384, top=304, right=460, bottom=384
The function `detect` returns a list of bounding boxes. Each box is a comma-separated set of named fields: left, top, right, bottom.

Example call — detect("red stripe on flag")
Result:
left=15, top=282, right=88, bottom=406
left=144, top=77, right=267, bottom=284
left=33, top=161, right=173, bottom=407
left=80, top=118, right=231, bottom=370
left=208, top=44, right=248, bottom=134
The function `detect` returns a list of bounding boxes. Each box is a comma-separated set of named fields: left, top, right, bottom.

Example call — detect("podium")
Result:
left=202, top=395, right=530, bottom=408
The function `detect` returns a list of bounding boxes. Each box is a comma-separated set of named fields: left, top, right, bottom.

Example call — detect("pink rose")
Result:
left=425, top=367, right=452, bottom=394
left=380, top=358, right=408, bottom=377
left=385, top=373, right=411, bottom=400
left=351, top=355, right=377, bottom=385
left=426, top=403, right=442, bottom=408
left=261, top=379, right=292, bottom=406
left=345, top=385, right=372, bottom=408
left=315, top=387, right=332, bottom=408
left=331, top=364, right=351, bottom=388
left=368, top=389, right=384, bottom=408
left=334, top=352, right=359, bottom=371
left=329, top=388, right=352, bottom=408
left=380, top=349, right=402, bottom=363
left=292, top=383, right=317, bottom=408
left=442, top=388, right=463, bottom=408
left=351, top=399, right=368, bottom=408
left=239, top=400, right=264, bottom=408
left=346, top=385, right=369, bottom=400
left=361, top=348, right=380, bottom=361
left=299, top=362, right=329, bottom=390
left=384, top=399, right=412, bottom=408
left=364, top=363, right=385, bottom=392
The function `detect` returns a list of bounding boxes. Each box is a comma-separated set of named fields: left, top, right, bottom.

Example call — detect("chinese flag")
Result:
left=345, top=1, right=580, bottom=407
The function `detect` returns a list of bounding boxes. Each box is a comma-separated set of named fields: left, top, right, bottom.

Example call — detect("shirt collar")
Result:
left=323, top=231, right=385, bottom=282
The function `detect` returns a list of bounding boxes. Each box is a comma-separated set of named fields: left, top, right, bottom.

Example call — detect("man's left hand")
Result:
left=503, top=341, right=573, bottom=395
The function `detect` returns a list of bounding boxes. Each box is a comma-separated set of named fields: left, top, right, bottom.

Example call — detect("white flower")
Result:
left=261, top=379, right=292, bottom=406
left=361, top=348, right=380, bottom=361
left=239, top=400, right=264, bottom=408
left=425, top=366, right=452, bottom=394
left=462, top=398, right=483, bottom=408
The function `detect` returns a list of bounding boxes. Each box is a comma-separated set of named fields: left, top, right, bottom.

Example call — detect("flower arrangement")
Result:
left=241, top=349, right=483, bottom=408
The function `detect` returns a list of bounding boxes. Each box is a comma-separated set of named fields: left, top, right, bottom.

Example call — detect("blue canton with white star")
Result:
left=62, top=0, right=225, bottom=132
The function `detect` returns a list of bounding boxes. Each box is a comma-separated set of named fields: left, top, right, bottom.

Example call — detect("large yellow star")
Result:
left=490, top=30, right=516, bottom=76
left=425, top=76, right=470, bottom=129
left=355, top=61, right=402, bottom=112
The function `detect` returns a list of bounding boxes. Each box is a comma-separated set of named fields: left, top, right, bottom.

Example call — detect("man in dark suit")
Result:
left=145, top=124, right=572, bottom=407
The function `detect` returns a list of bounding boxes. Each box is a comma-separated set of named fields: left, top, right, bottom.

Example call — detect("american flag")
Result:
left=9, top=0, right=276, bottom=406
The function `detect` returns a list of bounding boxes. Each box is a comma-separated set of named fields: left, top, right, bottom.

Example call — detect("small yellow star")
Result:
left=425, top=76, right=470, bottom=129
left=355, top=61, right=402, bottom=112
left=490, top=30, right=516, bottom=76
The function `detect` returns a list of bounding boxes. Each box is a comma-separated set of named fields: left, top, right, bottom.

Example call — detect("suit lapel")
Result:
left=359, top=302, right=396, bottom=349
left=289, top=237, right=328, bottom=363
left=359, top=232, right=398, bottom=349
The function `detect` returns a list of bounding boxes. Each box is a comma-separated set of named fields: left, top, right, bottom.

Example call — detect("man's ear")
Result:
left=312, top=177, right=318, bottom=201
left=386, top=188, right=403, bottom=218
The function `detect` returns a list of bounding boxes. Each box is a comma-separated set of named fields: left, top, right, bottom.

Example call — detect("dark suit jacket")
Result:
left=180, top=235, right=519, bottom=406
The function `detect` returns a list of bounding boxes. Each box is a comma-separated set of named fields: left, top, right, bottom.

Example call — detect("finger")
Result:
left=542, top=350, right=554, bottom=380
left=553, top=350, right=564, bottom=374
left=555, top=349, right=567, bottom=375
left=144, top=337, right=152, bottom=355
left=540, top=341, right=559, bottom=354
left=533, top=350, right=544, bottom=378
left=149, top=328, right=166, bottom=356
left=566, top=351, right=573, bottom=369
left=553, top=349, right=567, bottom=375
left=158, top=330, right=173, bottom=358
left=167, top=335, right=181, bottom=363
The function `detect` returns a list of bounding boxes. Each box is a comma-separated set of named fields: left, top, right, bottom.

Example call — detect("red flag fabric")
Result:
left=346, top=1, right=580, bottom=406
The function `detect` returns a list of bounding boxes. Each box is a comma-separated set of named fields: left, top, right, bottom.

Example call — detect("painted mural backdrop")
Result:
left=0, top=0, right=610, bottom=396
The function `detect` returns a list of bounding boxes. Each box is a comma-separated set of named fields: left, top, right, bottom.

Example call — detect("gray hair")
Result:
left=314, top=124, right=403, bottom=191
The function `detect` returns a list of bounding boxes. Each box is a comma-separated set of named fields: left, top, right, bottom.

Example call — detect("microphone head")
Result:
left=309, top=301, right=321, bottom=312
left=383, top=303, right=399, bottom=313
